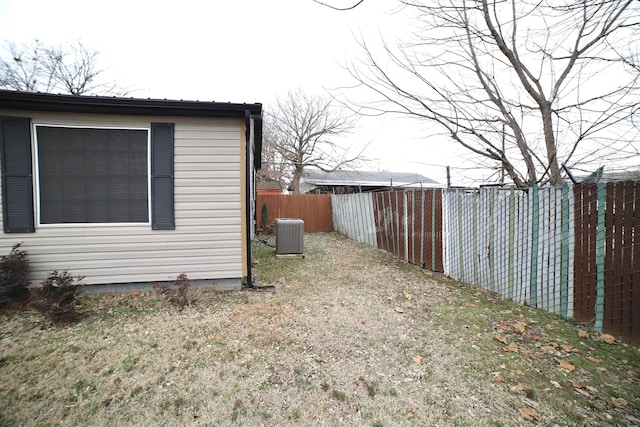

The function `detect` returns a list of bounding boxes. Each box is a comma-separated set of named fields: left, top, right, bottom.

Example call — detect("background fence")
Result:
left=330, top=183, right=639, bottom=346
left=256, top=194, right=333, bottom=232
left=332, top=193, right=377, bottom=246
left=332, top=189, right=444, bottom=272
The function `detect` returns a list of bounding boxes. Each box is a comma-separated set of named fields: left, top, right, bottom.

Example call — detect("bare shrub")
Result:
left=31, top=270, right=85, bottom=324
left=153, top=273, right=192, bottom=310
left=0, top=243, right=30, bottom=309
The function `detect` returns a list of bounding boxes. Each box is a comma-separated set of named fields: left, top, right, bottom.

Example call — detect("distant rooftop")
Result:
left=301, top=170, right=439, bottom=191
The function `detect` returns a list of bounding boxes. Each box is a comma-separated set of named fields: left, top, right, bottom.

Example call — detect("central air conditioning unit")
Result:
left=275, top=218, right=304, bottom=255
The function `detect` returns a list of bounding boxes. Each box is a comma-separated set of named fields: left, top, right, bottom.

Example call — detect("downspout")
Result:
left=245, top=110, right=258, bottom=289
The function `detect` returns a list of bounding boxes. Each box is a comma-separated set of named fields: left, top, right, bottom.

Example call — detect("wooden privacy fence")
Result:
left=573, top=182, right=639, bottom=344
left=256, top=194, right=333, bottom=232
left=332, top=190, right=444, bottom=272
left=332, top=183, right=639, bottom=346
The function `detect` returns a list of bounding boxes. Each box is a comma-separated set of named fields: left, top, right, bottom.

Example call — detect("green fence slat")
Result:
left=530, top=184, right=539, bottom=307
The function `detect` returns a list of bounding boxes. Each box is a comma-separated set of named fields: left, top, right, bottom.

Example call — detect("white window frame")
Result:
left=33, top=123, right=152, bottom=227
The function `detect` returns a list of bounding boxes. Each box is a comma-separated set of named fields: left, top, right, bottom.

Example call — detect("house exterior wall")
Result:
left=0, top=110, right=244, bottom=288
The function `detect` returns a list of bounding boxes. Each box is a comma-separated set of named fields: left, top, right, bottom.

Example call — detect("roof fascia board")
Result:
left=0, top=90, right=261, bottom=118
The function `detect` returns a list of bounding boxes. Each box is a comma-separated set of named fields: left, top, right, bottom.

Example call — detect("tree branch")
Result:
left=312, top=0, right=365, bottom=11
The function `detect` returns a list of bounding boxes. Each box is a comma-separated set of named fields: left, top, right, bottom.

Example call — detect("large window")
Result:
left=35, top=126, right=149, bottom=224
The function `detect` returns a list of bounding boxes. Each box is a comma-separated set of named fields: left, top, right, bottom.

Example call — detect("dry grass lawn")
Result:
left=1, top=233, right=639, bottom=426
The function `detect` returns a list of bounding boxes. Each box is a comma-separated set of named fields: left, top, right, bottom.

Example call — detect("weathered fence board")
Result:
left=602, top=181, right=639, bottom=344
left=633, top=183, right=640, bottom=343
left=573, top=184, right=598, bottom=327
left=332, top=194, right=376, bottom=246
left=256, top=194, right=333, bottom=232
left=363, top=190, right=444, bottom=272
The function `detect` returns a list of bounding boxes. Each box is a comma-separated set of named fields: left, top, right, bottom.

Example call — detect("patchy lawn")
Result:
left=1, top=233, right=639, bottom=426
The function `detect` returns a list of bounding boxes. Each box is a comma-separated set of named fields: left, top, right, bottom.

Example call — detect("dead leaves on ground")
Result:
left=490, top=316, right=637, bottom=423
left=599, top=334, right=616, bottom=345
left=386, top=286, right=631, bottom=424
left=493, top=334, right=509, bottom=345
left=519, top=407, right=538, bottom=421
left=560, top=344, right=581, bottom=354
left=556, top=358, right=576, bottom=372
left=578, top=330, right=591, bottom=339
left=496, top=318, right=529, bottom=335
left=585, top=356, right=604, bottom=364
left=493, top=318, right=614, bottom=373
left=578, top=330, right=616, bottom=345
left=610, top=397, right=628, bottom=408
left=386, top=291, right=413, bottom=314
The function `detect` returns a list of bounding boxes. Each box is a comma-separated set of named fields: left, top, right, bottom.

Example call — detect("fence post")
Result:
left=488, top=188, right=500, bottom=293
left=405, top=192, right=410, bottom=263
left=560, top=184, right=570, bottom=317
left=420, top=190, right=425, bottom=268
left=384, top=192, right=391, bottom=253
left=431, top=189, right=437, bottom=271
left=595, top=181, right=606, bottom=332
left=443, top=189, right=451, bottom=276
left=457, top=189, right=462, bottom=279
left=508, top=188, right=515, bottom=300
left=472, top=191, right=478, bottom=284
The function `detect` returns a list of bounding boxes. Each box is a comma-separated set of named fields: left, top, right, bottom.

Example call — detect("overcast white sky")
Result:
left=0, top=0, right=484, bottom=186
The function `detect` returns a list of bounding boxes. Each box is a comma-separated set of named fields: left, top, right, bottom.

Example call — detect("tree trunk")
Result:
left=291, top=166, right=304, bottom=194
left=541, top=103, right=563, bottom=185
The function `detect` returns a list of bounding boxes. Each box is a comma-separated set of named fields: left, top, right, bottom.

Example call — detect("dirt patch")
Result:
left=1, top=233, right=639, bottom=426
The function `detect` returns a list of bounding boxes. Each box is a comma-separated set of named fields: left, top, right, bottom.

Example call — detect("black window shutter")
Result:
left=0, top=117, right=34, bottom=233
left=151, top=123, right=175, bottom=230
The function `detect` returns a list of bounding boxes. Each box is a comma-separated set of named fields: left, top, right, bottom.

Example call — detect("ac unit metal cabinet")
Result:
left=275, top=218, right=304, bottom=254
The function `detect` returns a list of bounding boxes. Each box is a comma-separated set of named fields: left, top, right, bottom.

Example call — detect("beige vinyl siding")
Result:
left=0, top=111, right=244, bottom=286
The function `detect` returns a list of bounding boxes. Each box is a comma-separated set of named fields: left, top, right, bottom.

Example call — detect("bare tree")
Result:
left=266, top=89, right=362, bottom=193
left=257, top=114, right=291, bottom=191
left=341, top=0, right=640, bottom=186
left=0, top=40, right=51, bottom=92
left=0, top=40, right=128, bottom=96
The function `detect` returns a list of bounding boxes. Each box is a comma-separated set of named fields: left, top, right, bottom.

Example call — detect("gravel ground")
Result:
left=1, top=232, right=638, bottom=426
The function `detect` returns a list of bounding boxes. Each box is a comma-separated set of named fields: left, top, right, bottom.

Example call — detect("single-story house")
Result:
left=300, top=170, right=440, bottom=194
left=0, top=90, right=262, bottom=291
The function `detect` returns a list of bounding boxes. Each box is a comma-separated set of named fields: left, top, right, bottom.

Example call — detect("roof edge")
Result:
left=0, top=90, right=262, bottom=118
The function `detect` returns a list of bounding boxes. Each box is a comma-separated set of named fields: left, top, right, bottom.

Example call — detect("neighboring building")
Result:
left=257, top=179, right=284, bottom=195
left=0, top=90, right=262, bottom=291
left=300, top=170, right=440, bottom=194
